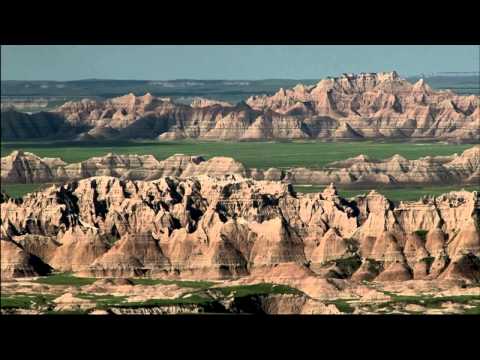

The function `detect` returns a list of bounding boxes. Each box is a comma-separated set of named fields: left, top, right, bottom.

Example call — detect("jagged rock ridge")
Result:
left=2, top=72, right=479, bottom=141
left=1, top=176, right=479, bottom=283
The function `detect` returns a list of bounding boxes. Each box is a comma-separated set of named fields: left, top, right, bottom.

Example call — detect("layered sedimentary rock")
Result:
left=282, top=145, right=480, bottom=186
left=0, top=151, right=247, bottom=184
left=0, top=238, right=52, bottom=278
left=1, top=176, right=478, bottom=282
left=1, top=150, right=68, bottom=183
left=246, top=72, right=480, bottom=141
left=190, top=97, right=233, bottom=108
left=2, top=145, right=478, bottom=187
left=2, top=72, right=478, bottom=141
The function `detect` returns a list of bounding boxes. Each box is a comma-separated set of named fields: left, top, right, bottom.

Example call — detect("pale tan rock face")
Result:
left=447, top=219, right=480, bottom=259
left=425, top=228, right=447, bottom=256
left=13, top=234, right=60, bottom=262
left=375, top=261, right=413, bottom=282
left=89, top=232, right=170, bottom=278
left=258, top=294, right=341, bottom=314
left=190, top=97, right=233, bottom=108
left=403, top=233, right=429, bottom=279
left=322, top=146, right=480, bottom=186
left=310, top=228, right=349, bottom=265
left=53, top=292, right=95, bottom=312
left=1, top=176, right=478, bottom=283
left=0, top=239, right=52, bottom=278
left=49, top=227, right=109, bottom=272
left=1, top=150, right=66, bottom=183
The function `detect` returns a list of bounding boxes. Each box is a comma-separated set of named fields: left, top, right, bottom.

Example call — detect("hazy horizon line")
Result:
left=3, top=72, right=479, bottom=83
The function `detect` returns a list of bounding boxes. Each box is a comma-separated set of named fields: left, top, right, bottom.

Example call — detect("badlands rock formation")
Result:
left=0, top=151, right=247, bottom=184
left=2, top=145, right=479, bottom=186
left=281, top=145, right=480, bottom=186
left=247, top=72, right=480, bottom=141
left=1, top=176, right=479, bottom=283
left=0, top=237, right=52, bottom=278
left=190, top=97, right=233, bottom=108
left=2, top=72, right=478, bottom=141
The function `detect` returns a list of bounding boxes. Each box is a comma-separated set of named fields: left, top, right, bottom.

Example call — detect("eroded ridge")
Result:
left=1, top=176, right=479, bottom=288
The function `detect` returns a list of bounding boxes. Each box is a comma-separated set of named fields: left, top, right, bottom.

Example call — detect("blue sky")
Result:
left=1, top=45, right=478, bottom=81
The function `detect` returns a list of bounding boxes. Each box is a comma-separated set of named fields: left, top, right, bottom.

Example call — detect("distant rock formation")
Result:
left=0, top=151, right=247, bottom=184
left=280, top=145, right=480, bottom=186
left=2, top=72, right=478, bottom=141
left=1, top=176, right=479, bottom=282
left=2, top=145, right=479, bottom=187
left=190, top=97, right=233, bottom=108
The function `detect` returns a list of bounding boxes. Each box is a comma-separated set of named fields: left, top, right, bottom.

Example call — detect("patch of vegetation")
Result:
left=325, top=299, right=355, bottom=314
left=92, top=283, right=302, bottom=311
left=34, top=273, right=97, bottom=286
left=213, top=283, right=302, bottom=298
left=379, top=291, right=480, bottom=313
left=0, top=183, right=45, bottom=198
left=112, top=294, right=213, bottom=309
left=334, top=256, right=362, bottom=277
left=420, top=256, right=435, bottom=269
left=129, top=278, right=216, bottom=289
left=414, top=230, right=428, bottom=241
left=344, top=238, right=359, bottom=253
left=76, top=293, right=126, bottom=301
left=1, top=295, right=35, bottom=309
left=463, top=305, right=480, bottom=315
left=323, top=255, right=362, bottom=278
left=75, top=293, right=129, bottom=308
left=468, top=254, right=480, bottom=268
left=103, top=234, right=120, bottom=246
left=366, top=259, right=384, bottom=275
left=0, top=293, right=56, bottom=309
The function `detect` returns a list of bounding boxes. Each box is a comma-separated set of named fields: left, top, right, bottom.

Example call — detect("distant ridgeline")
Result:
left=2, top=74, right=478, bottom=98
left=1, top=72, right=479, bottom=142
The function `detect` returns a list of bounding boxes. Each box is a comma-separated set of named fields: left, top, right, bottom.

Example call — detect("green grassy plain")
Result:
left=1, top=140, right=474, bottom=169
left=0, top=293, right=56, bottom=309
left=0, top=183, right=47, bottom=198
left=213, top=283, right=302, bottom=298
left=34, top=273, right=97, bottom=286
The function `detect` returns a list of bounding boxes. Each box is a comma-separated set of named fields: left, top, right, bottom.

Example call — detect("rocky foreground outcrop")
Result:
left=2, top=145, right=479, bottom=186
left=1, top=176, right=479, bottom=283
left=2, top=72, right=479, bottom=141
